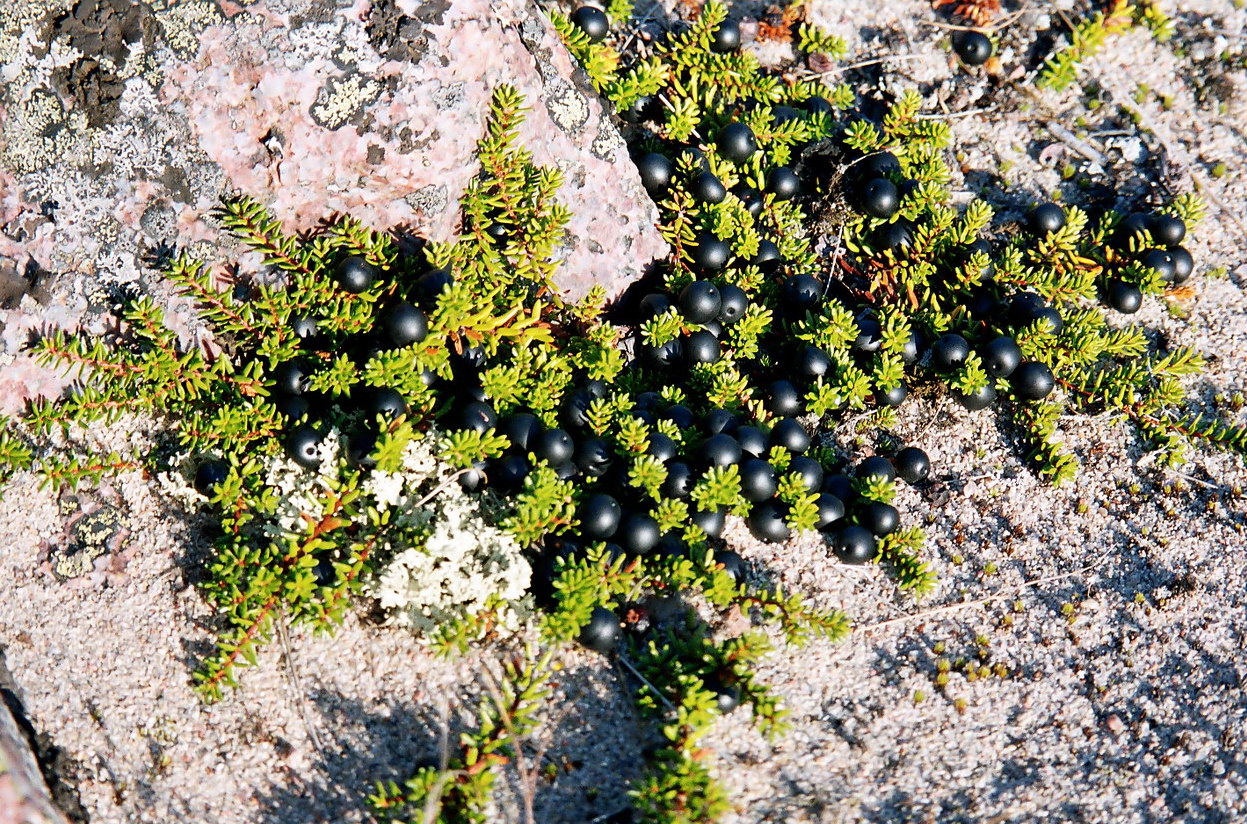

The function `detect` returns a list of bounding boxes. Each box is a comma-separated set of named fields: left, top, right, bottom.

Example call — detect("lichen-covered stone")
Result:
left=0, top=0, right=666, bottom=412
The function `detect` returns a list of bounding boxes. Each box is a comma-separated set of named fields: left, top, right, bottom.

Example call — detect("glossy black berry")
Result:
left=494, top=455, right=531, bottom=493
left=661, top=461, right=695, bottom=499
left=500, top=413, right=542, bottom=452
left=823, top=474, right=855, bottom=504
left=856, top=456, right=895, bottom=484
left=578, top=606, right=620, bottom=654
left=878, top=384, right=907, bottom=407
left=692, top=233, right=731, bottom=273
left=347, top=431, right=378, bottom=469
left=735, top=186, right=764, bottom=218
left=832, top=524, right=877, bottom=564
left=853, top=315, right=884, bottom=353
left=290, top=315, right=318, bottom=339
left=1105, top=279, right=1142, bottom=314
left=703, top=409, right=740, bottom=435
left=368, top=387, right=408, bottom=419
left=855, top=151, right=901, bottom=182
left=717, top=122, right=756, bottom=163
left=272, top=393, right=309, bottom=421
left=858, top=501, right=900, bottom=537
left=553, top=461, right=577, bottom=481
left=789, top=456, right=824, bottom=492
left=715, top=550, right=745, bottom=581
left=571, top=5, right=609, bottom=41
left=1114, top=212, right=1151, bottom=247
left=748, top=500, right=791, bottom=544
left=1141, top=248, right=1177, bottom=283
left=710, top=17, right=741, bottom=52
left=619, top=512, right=661, bottom=555
left=685, top=330, right=721, bottom=365
left=383, top=303, right=428, bottom=347
left=272, top=359, right=312, bottom=396
left=798, top=344, right=832, bottom=380
left=643, top=338, right=684, bottom=371
left=753, top=239, right=782, bottom=272
left=1011, top=361, right=1055, bottom=401
left=805, top=95, right=833, bottom=116
left=458, top=461, right=487, bottom=492
left=815, top=493, right=845, bottom=529
left=193, top=459, right=229, bottom=495
left=700, top=433, right=742, bottom=468
left=893, top=447, right=930, bottom=485
left=640, top=292, right=672, bottom=319
left=690, top=171, right=728, bottom=204
left=765, top=379, right=802, bottom=418
left=414, top=268, right=454, bottom=306
left=1027, top=203, right=1066, bottom=235
left=952, top=30, right=992, bottom=65
left=782, top=274, right=822, bottom=311
left=1148, top=213, right=1186, bottom=246
left=636, top=152, right=674, bottom=193
left=560, top=389, right=595, bottom=431
left=954, top=383, right=997, bottom=411
left=770, top=418, right=810, bottom=454
left=662, top=404, right=696, bottom=430
left=1032, top=307, right=1063, bottom=334
left=857, top=177, right=899, bottom=219
left=708, top=679, right=740, bottom=714
left=618, top=95, right=654, bottom=124
left=647, top=432, right=678, bottom=463
left=692, top=507, right=726, bottom=539
left=717, top=284, right=749, bottom=325
left=739, top=458, right=779, bottom=502
left=1170, top=246, right=1194, bottom=284
left=931, top=333, right=970, bottom=371
left=772, top=105, right=802, bottom=124
left=286, top=425, right=322, bottom=470
left=335, top=255, right=378, bottom=293
left=981, top=336, right=1023, bottom=378
left=736, top=425, right=767, bottom=457
left=580, top=493, right=622, bottom=539
left=457, top=401, right=497, bottom=434
left=874, top=221, right=912, bottom=252
left=575, top=438, right=612, bottom=477
left=536, top=428, right=575, bottom=465
left=766, top=166, right=800, bottom=200
left=900, top=329, right=922, bottom=364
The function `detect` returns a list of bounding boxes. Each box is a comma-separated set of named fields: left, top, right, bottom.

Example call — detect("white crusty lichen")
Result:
left=245, top=427, right=530, bottom=638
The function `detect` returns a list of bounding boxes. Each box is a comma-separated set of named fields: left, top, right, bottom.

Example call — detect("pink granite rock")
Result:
left=0, top=0, right=666, bottom=411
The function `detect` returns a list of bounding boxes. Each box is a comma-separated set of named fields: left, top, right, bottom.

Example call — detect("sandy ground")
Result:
left=2, top=0, right=1247, bottom=822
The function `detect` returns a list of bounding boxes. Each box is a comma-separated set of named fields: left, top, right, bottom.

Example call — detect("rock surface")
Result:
left=0, top=0, right=666, bottom=414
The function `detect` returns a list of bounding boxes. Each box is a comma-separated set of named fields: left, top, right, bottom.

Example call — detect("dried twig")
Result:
left=614, top=652, right=677, bottom=714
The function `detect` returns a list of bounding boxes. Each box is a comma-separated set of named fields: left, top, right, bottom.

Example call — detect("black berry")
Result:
left=500, top=413, right=543, bottom=452
left=1027, top=203, right=1066, bottom=235
left=1148, top=213, right=1186, bottom=246
left=383, top=303, right=428, bottom=347
left=685, top=330, right=721, bottom=365
left=457, top=401, right=497, bottom=434
left=770, top=418, right=810, bottom=454
left=647, top=432, right=678, bottom=463
left=580, top=493, right=622, bottom=539
left=753, top=239, right=782, bottom=272
left=692, top=233, right=731, bottom=272
left=578, top=606, right=620, bottom=654
left=272, top=393, right=309, bottom=421
left=636, top=152, right=674, bottom=193
left=703, top=409, right=741, bottom=435
left=643, top=337, right=684, bottom=371
left=952, top=30, right=992, bottom=65
left=271, top=359, right=312, bottom=395
left=857, top=455, right=895, bottom=483
left=954, top=383, right=997, bottom=411
left=789, top=456, right=824, bottom=492
left=893, top=447, right=930, bottom=485
left=335, top=255, right=378, bottom=293
left=1141, top=248, right=1177, bottom=283
left=874, top=221, right=912, bottom=252
left=193, top=459, right=229, bottom=495
left=878, top=384, right=907, bottom=407
left=710, top=18, right=741, bottom=52
left=735, top=186, right=764, bottom=218
left=715, top=550, right=745, bottom=580
left=1114, top=212, right=1151, bottom=248
left=858, top=501, right=900, bottom=537
left=832, top=524, right=877, bottom=564
left=571, top=5, right=609, bottom=41
left=661, top=462, right=695, bottom=499
left=1032, top=307, right=1063, bottom=335
left=931, top=333, right=970, bottom=371
left=1170, top=247, right=1194, bottom=284
left=290, top=315, right=318, bottom=339
left=1011, top=361, right=1055, bottom=401
left=855, top=152, right=901, bottom=182
left=690, top=171, right=728, bottom=204
left=766, top=167, right=800, bottom=200
left=700, top=433, right=742, bottom=468
left=748, top=500, right=791, bottom=544
left=536, top=428, right=575, bottom=465
left=717, top=122, right=757, bottom=163
left=782, top=275, right=822, bottom=312
left=717, top=284, right=749, bottom=325
left=798, top=344, right=832, bottom=380
left=815, top=492, right=845, bottom=529
left=692, top=507, right=726, bottom=539
left=857, top=178, right=899, bottom=219
left=619, top=512, right=661, bottom=555
left=368, top=387, right=408, bottom=419
left=662, top=404, right=695, bottom=430
left=1105, top=279, right=1142, bottom=314
left=640, top=292, right=672, bottom=319
left=286, top=425, right=322, bottom=470
left=414, top=268, right=454, bottom=306
left=805, top=95, right=833, bottom=116
left=981, top=336, right=1022, bottom=378
left=765, top=380, right=802, bottom=417
left=735, top=425, right=768, bottom=458
left=739, top=458, right=779, bottom=502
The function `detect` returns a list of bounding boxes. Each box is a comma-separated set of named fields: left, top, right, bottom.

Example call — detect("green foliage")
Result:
left=1037, top=0, right=1137, bottom=92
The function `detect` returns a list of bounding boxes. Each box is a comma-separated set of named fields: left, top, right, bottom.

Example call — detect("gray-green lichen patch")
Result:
left=542, top=76, right=589, bottom=135
left=48, top=501, right=128, bottom=581
left=311, top=71, right=383, bottom=131
left=1, top=88, right=87, bottom=175
left=150, top=0, right=221, bottom=59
